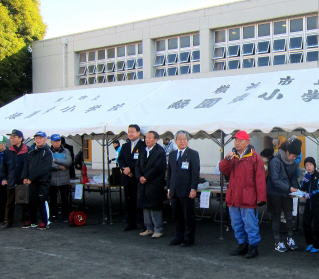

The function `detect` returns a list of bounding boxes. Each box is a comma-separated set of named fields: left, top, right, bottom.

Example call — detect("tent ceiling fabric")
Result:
left=0, top=67, right=318, bottom=138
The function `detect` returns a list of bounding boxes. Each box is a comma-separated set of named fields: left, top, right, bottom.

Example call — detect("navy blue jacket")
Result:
left=0, top=144, right=29, bottom=189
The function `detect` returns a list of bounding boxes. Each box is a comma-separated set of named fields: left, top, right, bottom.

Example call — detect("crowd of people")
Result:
left=0, top=126, right=318, bottom=259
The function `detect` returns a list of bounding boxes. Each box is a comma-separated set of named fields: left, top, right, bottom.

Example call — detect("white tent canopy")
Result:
left=0, top=67, right=318, bottom=138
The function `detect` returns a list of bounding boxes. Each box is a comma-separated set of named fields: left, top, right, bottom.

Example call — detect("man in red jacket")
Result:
left=219, top=130, right=266, bottom=259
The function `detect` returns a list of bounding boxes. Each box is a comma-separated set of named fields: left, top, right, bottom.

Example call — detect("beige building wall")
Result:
left=32, top=0, right=319, bottom=171
left=32, top=0, right=318, bottom=93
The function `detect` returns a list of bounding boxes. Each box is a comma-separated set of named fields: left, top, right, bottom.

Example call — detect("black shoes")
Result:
left=230, top=243, right=258, bottom=258
left=230, top=243, right=249, bottom=256
left=169, top=238, right=184, bottom=246
left=180, top=240, right=194, bottom=247
left=123, top=225, right=137, bottom=231
left=0, top=223, right=12, bottom=229
left=245, top=245, right=259, bottom=259
left=169, top=238, right=194, bottom=247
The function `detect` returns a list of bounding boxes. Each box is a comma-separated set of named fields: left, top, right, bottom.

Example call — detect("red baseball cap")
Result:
left=234, top=130, right=250, bottom=140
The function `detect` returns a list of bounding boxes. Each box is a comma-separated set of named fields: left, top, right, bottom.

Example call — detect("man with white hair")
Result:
left=167, top=130, right=200, bottom=247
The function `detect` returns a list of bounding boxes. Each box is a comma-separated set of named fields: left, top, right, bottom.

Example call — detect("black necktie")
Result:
left=177, top=151, right=183, bottom=166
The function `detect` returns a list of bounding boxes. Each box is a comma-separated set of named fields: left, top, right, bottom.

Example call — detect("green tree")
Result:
left=0, top=0, right=46, bottom=106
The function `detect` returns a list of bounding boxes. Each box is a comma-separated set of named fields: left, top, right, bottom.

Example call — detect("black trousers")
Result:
left=124, top=178, right=138, bottom=227
left=0, top=185, right=7, bottom=222
left=268, top=194, right=294, bottom=242
left=29, top=183, right=49, bottom=225
left=49, top=185, right=70, bottom=219
left=303, top=200, right=319, bottom=249
left=4, top=188, right=28, bottom=225
left=171, top=196, right=196, bottom=243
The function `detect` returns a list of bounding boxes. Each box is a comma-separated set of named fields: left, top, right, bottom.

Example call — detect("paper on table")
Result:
left=200, top=191, right=210, bottom=208
left=292, top=197, right=298, bottom=217
left=74, top=184, right=83, bottom=200
left=289, top=190, right=307, bottom=198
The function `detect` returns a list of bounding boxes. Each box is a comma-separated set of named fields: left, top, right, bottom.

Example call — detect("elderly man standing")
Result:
left=167, top=130, right=200, bottom=247
left=118, top=124, right=146, bottom=231
left=135, top=131, right=166, bottom=238
left=49, top=134, right=72, bottom=222
left=1, top=130, right=29, bottom=228
left=219, top=130, right=266, bottom=259
left=22, top=131, right=53, bottom=230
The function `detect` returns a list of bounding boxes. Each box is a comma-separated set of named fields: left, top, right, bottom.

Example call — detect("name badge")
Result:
left=181, top=161, right=189, bottom=170
left=133, top=153, right=139, bottom=160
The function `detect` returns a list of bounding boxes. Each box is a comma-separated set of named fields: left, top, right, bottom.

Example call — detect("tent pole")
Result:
left=106, top=133, right=113, bottom=224
left=102, top=133, right=107, bottom=224
left=219, top=131, right=225, bottom=240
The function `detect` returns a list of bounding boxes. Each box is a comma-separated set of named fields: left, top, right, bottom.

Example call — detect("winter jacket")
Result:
left=219, top=145, right=267, bottom=208
left=22, top=144, right=53, bottom=185
left=300, top=170, right=319, bottom=207
left=135, top=144, right=166, bottom=209
left=50, top=146, right=72, bottom=186
left=267, top=149, right=299, bottom=197
left=0, top=144, right=29, bottom=189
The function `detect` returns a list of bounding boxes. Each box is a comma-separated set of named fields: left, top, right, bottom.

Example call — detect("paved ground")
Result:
left=0, top=194, right=319, bottom=279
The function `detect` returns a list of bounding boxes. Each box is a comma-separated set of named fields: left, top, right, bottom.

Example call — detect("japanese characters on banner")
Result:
left=0, top=67, right=319, bottom=137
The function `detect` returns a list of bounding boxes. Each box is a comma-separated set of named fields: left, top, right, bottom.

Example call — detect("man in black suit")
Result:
left=167, top=130, right=200, bottom=247
left=118, top=124, right=146, bottom=231
left=135, top=131, right=166, bottom=238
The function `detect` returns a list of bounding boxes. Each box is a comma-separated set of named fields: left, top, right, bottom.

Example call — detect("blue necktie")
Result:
left=177, top=150, right=183, bottom=166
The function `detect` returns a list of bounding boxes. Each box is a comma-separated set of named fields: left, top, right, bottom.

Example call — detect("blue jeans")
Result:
left=228, top=206, right=261, bottom=246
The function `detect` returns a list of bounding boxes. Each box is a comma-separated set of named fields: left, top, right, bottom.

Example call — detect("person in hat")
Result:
left=267, top=136, right=302, bottom=252
left=0, top=135, right=8, bottom=222
left=0, top=130, right=30, bottom=228
left=219, top=130, right=267, bottom=259
left=49, top=134, right=72, bottom=222
left=300, top=157, right=319, bottom=253
left=22, top=131, right=53, bottom=230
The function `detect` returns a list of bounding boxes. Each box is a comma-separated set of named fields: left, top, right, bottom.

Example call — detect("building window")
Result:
left=290, top=18, right=303, bottom=33
left=307, top=16, right=318, bottom=30
left=274, top=21, right=287, bottom=35
left=258, top=23, right=270, bottom=37
left=154, top=32, right=200, bottom=77
left=212, top=14, right=318, bottom=71
left=98, top=50, right=105, bottom=60
left=243, top=58, right=255, bottom=68
left=273, top=54, right=286, bottom=65
left=243, top=26, right=255, bottom=39
left=273, top=39, right=286, bottom=52
left=77, top=41, right=143, bottom=85
left=306, top=51, right=318, bottom=62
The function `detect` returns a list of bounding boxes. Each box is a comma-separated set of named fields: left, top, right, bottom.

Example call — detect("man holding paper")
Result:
left=219, top=130, right=266, bottom=259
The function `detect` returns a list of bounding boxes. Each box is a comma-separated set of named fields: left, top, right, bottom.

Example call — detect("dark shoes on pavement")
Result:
left=230, top=243, right=258, bottom=259
left=169, top=238, right=194, bottom=247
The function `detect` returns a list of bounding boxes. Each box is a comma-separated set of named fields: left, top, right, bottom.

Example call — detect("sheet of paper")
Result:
left=200, top=191, right=210, bottom=208
left=74, top=184, right=83, bottom=200
left=292, top=197, right=298, bottom=217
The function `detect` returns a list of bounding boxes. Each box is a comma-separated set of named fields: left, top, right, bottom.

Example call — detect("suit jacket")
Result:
left=118, top=139, right=146, bottom=186
left=167, top=147, right=200, bottom=198
left=135, top=143, right=166, bottom=209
